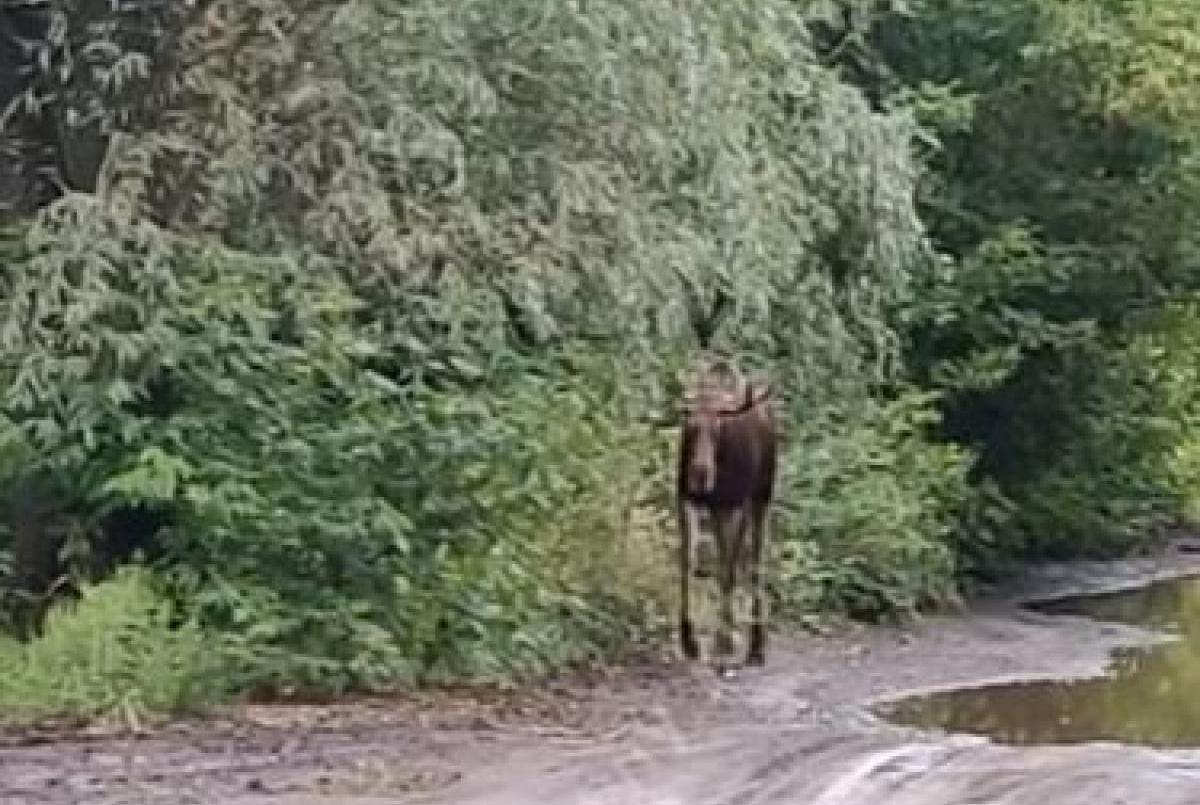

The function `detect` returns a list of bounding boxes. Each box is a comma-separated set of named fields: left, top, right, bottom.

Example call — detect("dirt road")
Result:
left=6, top=549, right=1200, bottom=805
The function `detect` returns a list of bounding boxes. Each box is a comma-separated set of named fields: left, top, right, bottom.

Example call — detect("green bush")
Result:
left=0, top=223, right=682, bottom=693
left=773, top=392, right=970, bottom=621
left=0, top=567, right=216, bottom=727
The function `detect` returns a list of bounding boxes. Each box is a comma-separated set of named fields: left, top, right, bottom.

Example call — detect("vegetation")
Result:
left=0, top=0, right=1199, bottom=721
left=0, top=567, right=216, bottom=727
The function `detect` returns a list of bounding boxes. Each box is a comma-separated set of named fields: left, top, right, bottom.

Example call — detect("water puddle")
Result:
left=876, top=575, right=1200, bottom=747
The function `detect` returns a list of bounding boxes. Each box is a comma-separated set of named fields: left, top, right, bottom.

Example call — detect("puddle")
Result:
left=1027, top=575, right=1200, bottom=631
left=876, top=575, right=1200, bottom=747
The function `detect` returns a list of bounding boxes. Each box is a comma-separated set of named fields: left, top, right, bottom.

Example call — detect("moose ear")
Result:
left=747, top=383, right=770, bottom=409
left=723, top=382, right=770, bottom=416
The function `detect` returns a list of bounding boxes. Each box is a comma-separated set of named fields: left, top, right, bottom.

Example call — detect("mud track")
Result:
left=6, top=546, right=1200, bottom=805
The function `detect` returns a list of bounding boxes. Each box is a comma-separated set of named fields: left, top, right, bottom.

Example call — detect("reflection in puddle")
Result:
left=877, top=575, right=1200, bottom=747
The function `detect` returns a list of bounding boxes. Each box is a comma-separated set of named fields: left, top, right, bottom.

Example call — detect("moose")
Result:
left=677, top=359, right=778, bottom=670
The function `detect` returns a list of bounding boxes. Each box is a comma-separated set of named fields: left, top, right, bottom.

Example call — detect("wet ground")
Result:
left=878, top=574, right=1200, bottom=747
left=7, top=545, right=1200, bottom=804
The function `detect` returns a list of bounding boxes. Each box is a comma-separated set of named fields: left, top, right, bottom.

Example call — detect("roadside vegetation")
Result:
left=2, top=0, right=1200, bottom=725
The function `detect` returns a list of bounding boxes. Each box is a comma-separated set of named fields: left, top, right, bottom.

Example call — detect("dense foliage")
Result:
left=869, top=0, right=1200, bottom=566
left=0, top=0, right=1199, bottom=713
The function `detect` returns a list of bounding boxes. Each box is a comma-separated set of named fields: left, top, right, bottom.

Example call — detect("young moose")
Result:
left=677, top=364, right=777, bottom=668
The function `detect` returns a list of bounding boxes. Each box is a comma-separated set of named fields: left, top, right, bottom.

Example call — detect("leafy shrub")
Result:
left=1010, top=319, right=1200, bottom=558
left=774, top=392, right=970, bottom=621
left=1, top=222, right=681, bottom=692
left=0, top=567, right=216, bottom=727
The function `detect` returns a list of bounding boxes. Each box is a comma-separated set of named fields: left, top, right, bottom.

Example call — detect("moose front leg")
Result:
left=678, top=501, right=700, bottom=660
left=711, top=508, right=744, bottom=666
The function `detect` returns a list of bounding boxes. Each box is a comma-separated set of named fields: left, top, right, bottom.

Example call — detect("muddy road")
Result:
left=7, top=548, right=1200, bottom=805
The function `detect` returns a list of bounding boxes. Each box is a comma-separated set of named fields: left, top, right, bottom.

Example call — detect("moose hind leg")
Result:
left=746, top=500, right=769, bottom=666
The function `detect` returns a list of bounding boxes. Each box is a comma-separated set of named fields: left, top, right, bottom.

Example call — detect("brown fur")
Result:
left=677, top=366, right=778, bottom=669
